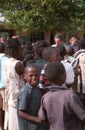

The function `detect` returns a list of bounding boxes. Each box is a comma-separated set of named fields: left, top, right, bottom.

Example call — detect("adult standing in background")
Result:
left=69, top=36, right=78, bottom=53
left=51, top=33, right=64, bottom=47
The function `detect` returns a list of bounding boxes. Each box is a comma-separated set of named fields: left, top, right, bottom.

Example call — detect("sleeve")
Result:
left=71, top=58, right=78, bottom=68
left=69, top=91, right=85, bottom=120
left=18, top=90, right=31, bottom=111
left=38, top=97, right=47, bottom=120
left=65, top=63, right=75, bottom=84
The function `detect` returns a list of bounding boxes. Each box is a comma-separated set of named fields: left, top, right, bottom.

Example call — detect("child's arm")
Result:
left=18, top=110, right=42, bottom=123
left=38, top=99, right=50, bottom=126
left=15, top=61, right=24, bottom=76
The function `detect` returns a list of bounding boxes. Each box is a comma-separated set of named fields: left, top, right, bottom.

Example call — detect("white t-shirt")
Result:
left=61, top=60, right=74, bottom=85
left=51, top=44, right=57, bottom=47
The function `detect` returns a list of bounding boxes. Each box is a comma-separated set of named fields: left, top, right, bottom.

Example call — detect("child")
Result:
left=17, top=64, right=48, bottom=130
left=39, top=46, right=74, bottom=90
left=57, top=45, right=74, bottom=89
left=39, top=46, right=61, bottom=89
left=33, top=40, right=49, bottom=74
left=65, top=45, right=74, bottom=63
left=4, top=38, right=25, bottom=130
left=0, top=42, right=8, bottom=130
left=38, top=61, right=85, bottom=130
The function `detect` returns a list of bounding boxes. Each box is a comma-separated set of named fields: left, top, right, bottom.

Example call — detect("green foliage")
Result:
left=0, top=0, right=85, bottom=33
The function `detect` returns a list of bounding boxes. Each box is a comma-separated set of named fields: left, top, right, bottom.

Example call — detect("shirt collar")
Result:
left=25, top=82, right=33, bottom=89
left=48, top=85, right=68, bottom=91
left=25, top=82, right=38, bottom=89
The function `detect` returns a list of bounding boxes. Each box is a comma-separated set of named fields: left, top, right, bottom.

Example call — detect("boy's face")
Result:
left=55, top=38, right=63, bottom=46
left=50, top=50, right=61, bottom=62
left=24, top=67, right=39, bottom=87
left=71, top=38, right=77, bottom=45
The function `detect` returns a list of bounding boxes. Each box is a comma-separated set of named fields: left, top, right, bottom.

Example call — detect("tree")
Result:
left=0, top=0, right=85, bottom=33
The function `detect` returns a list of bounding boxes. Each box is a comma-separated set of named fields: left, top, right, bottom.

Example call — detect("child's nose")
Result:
left=32, top=76, right=36, bottom=79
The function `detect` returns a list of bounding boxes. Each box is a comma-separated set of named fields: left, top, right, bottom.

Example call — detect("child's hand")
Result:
left=35, top=117, right=49, bottom=126
left=34, top=117, right=42, bottom=123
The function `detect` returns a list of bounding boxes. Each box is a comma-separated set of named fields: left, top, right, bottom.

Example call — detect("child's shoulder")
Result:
left=63, top=89, right=78, bottom=99
left=43, top=88, right=75, bottom=97
left=18, top=83, right=32, bottom=97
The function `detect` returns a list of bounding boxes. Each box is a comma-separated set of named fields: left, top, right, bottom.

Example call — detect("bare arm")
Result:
left=18, top=110, right=42, bottom=123
left=18, top=110, right=49, bottom=126
left=15, top=62, right=24, bottom=76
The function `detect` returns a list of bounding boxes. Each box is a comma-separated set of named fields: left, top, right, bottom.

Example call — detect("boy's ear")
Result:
left=48, top=57, right=52, bottom=62
left=60, top=74, right=65, bottom=83
left=60, top=72, right=66, bottom=84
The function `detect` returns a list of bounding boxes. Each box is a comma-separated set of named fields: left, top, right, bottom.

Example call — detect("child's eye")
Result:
left=35, top=74, right=39, bottom=77
left=29, top=74, right=38, bottom=77
left=26, top=74, right=32, bottom=77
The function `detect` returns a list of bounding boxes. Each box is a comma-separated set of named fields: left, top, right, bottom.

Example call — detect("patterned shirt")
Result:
left=39, top=64, right=51, bottom=89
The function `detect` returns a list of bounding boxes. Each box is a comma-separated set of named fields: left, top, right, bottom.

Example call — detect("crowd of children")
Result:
left=0, top=34, right=85, bottom=130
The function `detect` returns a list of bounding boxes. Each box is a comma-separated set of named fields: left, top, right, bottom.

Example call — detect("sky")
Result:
left=0, top=14, right=5, bottom=22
